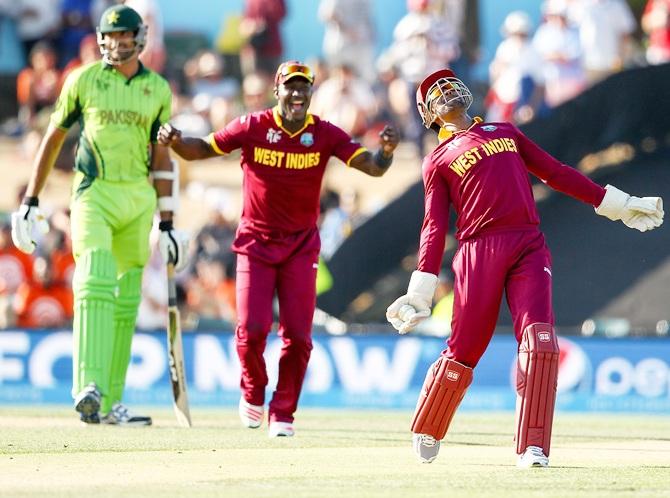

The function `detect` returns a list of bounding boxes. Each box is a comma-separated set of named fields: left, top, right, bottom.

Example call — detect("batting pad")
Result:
left=71, top=249, right=117, bottom=398
left=411, top=357, right=473, bottom=440
left=515, top=322, right=559, bottom=456
left=105, top=268, right=143, bottom=413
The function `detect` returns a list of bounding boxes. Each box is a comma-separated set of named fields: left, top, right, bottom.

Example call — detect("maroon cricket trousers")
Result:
left=445, top=228, right=554, bottom=367
left=232, top=224, right=320, bottom=423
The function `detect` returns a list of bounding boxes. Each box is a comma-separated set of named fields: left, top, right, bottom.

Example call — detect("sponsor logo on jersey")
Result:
left=300, top=132, right=314, bottom=147
left=482, top=125, right=497, bottom=132
left=266, top=128, right=282, bottom=143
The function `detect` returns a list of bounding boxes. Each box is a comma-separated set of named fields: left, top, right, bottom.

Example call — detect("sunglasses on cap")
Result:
left=276, top=63, right=314, bottom=84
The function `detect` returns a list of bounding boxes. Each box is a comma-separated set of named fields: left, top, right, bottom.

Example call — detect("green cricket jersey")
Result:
left=51, top=61, right=172, bottom=182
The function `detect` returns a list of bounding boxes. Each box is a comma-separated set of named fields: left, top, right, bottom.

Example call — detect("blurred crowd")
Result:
left=0, top=0, right=667, bottom=330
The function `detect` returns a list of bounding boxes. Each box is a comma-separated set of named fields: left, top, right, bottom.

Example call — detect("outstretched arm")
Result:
left=349, top=125, right=399, bottom=177
left=157, top=123, right=220, bottom=161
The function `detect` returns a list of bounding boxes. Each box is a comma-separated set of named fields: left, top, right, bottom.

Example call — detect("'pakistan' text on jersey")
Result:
left=209, top=107, right=366, bottom=233
left=418, top=122, right=606, bottom=274
left=50, top=61, right=172, bottom=182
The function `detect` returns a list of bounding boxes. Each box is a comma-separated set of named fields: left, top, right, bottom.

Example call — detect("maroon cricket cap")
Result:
left=274, top=60, right=315, bottom=86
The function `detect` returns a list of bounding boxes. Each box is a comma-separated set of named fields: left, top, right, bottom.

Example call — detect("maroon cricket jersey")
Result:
left=418, top=121, right=607, bottom=274
left=209, top=107, right=366, bottom=233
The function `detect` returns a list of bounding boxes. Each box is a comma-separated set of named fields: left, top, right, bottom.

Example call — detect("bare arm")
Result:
left=157, top=123, right=220, bottom=161
left=25, top=124, right=67, bottom=198
left=348, top=125, right=399, bottom=177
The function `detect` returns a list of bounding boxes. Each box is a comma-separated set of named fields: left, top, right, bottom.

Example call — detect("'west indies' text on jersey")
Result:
left=209, top=107, right=366, bottom=233
left=418, top=121, right=607, bottom=274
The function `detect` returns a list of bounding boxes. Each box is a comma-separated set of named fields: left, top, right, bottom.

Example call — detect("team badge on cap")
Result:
left=300, top=132, right=314, bottom=147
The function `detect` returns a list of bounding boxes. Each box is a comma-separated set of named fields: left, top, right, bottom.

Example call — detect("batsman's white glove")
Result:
left=158, top=220, right=190, bottom=272
left=386, top=271, right=439, bottom=334
left=10, top=198, right=49, bottom=254
left=595, top=184, right=664, bottom=232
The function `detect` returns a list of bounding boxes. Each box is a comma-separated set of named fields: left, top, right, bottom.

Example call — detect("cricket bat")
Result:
left=166, top=260, right=192, bottom=427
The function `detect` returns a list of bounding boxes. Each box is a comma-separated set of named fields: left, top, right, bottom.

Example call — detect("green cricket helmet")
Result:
left=96, top=5, right=147, bottom=65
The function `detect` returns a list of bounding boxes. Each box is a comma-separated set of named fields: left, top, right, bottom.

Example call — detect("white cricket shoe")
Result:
left=100, top=403, right=152, bottom=426
left=412, top=433, right=440, bottom=463
left=74, top=383, right=101, bottom=424
left=517, top=446, right=549, bottom=468
left=239, top=398, right=264, bottom=429
left=268, top=421, right=295, bottom=437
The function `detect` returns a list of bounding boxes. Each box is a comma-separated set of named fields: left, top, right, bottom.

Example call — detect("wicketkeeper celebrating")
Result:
left=11, top=5, right=188, bottom=425
left=386, top=69, right=664, bottom=466
left=159, top=60, right=398, bottom=437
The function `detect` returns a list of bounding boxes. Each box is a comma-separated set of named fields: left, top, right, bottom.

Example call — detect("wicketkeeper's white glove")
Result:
left=595, top=184, right=664, bottom=232
left=158, top=220, right=190, bottom=272
left=10, top=198, right=49, bottom=254
left=386, top=271, right=439, bottom=334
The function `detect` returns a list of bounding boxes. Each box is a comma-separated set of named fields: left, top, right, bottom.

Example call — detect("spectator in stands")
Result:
left=59, top=0, right=95, bottom=67
left=641, top=0, right=670, bottom=65
left=486, top=11, right=546, bottom=124
left=432, top=0, right=480, bottom=86
left=13, top=0, right=61, bottom=59
left=318, top=0, right=376, bottom=83
left=191, top=191, right=238, bottom=268
left=569, top=0, right=636, bottom=84
left=186, top=252, right=236, bottom=327
left=13, top=253, right=74, bottom=329
left=310, top=63, right=377, bottom=138
left=61, top=33, right=100, bottom=84
left=242, top=72, right=273, bottom=112
left=16, top=41, right=61, bottom=130
left=239, top=0, right=286, bottom=78
left=0, top=214, right=33, bottom=298
left=319, top=187, right=366, bottom=259
left=122, top=0, right=166, bottom=73
left=532, top=1, right=586, bottom=108
left=184, top=50, right=240, bottom=131
left=380, top=0, right=459, bottom=154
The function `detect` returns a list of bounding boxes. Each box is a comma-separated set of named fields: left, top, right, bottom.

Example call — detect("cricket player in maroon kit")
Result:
left=159, top=61, right=398, bottom=437
left=386, top=69, right=664, bottom=466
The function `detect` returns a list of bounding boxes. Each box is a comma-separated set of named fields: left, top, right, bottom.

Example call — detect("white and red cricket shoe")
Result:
left=238, top=398, right=264, bottom=429
left=268, top=421, right=295, bottom=438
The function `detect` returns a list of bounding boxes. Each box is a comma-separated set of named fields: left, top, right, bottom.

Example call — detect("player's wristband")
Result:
left=374, top=149, right=393, bottom=169
left=157, top=196, right=178, bottom=212
left=22, top=196, right=39, bottom=207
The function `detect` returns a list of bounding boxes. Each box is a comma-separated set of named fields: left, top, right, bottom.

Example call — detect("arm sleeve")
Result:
left=417, top=157, right=450, bottom=275
left=50, top=71, right=82, bottom=130
left=208, top=115, right=248, bottom=155
left=150, top=82, right=173, bottom=143
left=515, top=127, right=606, bottom=207
left=327, top=121, right=368, bottom=166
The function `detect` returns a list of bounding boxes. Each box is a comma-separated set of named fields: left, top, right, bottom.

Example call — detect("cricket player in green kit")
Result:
left=11, top=5, right=188, bottom=425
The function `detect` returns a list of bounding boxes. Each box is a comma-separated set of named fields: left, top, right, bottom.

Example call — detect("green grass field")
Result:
left=1, top=407, right=668, bottom=498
